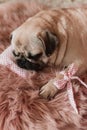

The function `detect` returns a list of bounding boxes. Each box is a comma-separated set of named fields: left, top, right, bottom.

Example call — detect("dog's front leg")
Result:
left=39, top=72, right=64, bottom=99
left=39, top=61, right=83, bottom=99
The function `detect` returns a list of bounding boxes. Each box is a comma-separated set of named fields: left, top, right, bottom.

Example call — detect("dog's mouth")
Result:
left=16, top=57, right=46, bottom=71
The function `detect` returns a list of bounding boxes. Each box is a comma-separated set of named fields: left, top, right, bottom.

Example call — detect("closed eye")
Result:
left=28, top=52, right=42, bottom=60
left=12, top=50, right=20, bottom=57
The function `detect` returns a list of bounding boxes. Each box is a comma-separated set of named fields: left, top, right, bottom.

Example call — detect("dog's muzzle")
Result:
left=16, top=56, right=46, bottom=71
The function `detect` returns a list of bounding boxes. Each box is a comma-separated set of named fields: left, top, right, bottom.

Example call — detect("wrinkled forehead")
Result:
left=11, top=27, right=44, bottom=53
left=11, top=16, right=43, bottom=41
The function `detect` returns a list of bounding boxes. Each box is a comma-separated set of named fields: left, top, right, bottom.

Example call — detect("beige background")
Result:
left=0, top=0, right=87, bottom=7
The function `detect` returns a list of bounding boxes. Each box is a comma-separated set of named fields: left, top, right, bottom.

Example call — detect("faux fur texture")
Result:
left=0, top=0, right=46, bottom=53
left=0, top=1, right=87, bottom=130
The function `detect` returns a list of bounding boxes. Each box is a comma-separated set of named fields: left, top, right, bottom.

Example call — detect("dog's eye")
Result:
left=12, top=50, right=20, bottom=57
left=28, top=52, right=42, bottom=60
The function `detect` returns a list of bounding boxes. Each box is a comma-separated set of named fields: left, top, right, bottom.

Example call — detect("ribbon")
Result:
left=54, top=63, right=87, bottom=114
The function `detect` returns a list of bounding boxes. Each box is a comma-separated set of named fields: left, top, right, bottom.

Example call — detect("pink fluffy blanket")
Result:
left=0, top=45, right=87, bottom=130
left=0, top=1, right=87, bottom=130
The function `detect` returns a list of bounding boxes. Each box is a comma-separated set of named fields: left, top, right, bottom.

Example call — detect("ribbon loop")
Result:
left=54, top=63, right=87, bottom=114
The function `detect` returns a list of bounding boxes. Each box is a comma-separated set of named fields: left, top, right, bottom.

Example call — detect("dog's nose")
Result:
left=16, top=58, right=45, bottom=71
left=16, top=56, right=26, bottom=68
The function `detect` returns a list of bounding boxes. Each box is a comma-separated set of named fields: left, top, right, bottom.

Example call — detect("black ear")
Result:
left=42, top=30, right=58, bottom=56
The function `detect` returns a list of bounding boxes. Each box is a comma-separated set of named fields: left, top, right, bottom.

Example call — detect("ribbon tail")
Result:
left=72, top=76, right=87, bottom=88
left=67, top=82, right=78, bottom=114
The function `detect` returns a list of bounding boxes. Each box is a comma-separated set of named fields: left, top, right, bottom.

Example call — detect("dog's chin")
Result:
left=16, top=58, right=46, bottom=71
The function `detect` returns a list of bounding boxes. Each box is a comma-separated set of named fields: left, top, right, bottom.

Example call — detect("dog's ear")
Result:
left=39, top=30, right=58, bottom=56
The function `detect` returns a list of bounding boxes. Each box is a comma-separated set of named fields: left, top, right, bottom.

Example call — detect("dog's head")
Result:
left=11, top=17, right=59, bottom=71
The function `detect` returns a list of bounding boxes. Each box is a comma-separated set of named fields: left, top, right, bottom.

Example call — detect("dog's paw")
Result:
left=39, top=80, right=58, bottom=100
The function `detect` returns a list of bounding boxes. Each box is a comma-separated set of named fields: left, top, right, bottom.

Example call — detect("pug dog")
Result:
left=11, top=6, right=87, bottom=99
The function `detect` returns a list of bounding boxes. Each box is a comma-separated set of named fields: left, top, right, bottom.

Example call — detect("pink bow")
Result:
left=54, top=63, right=87, bottom=114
